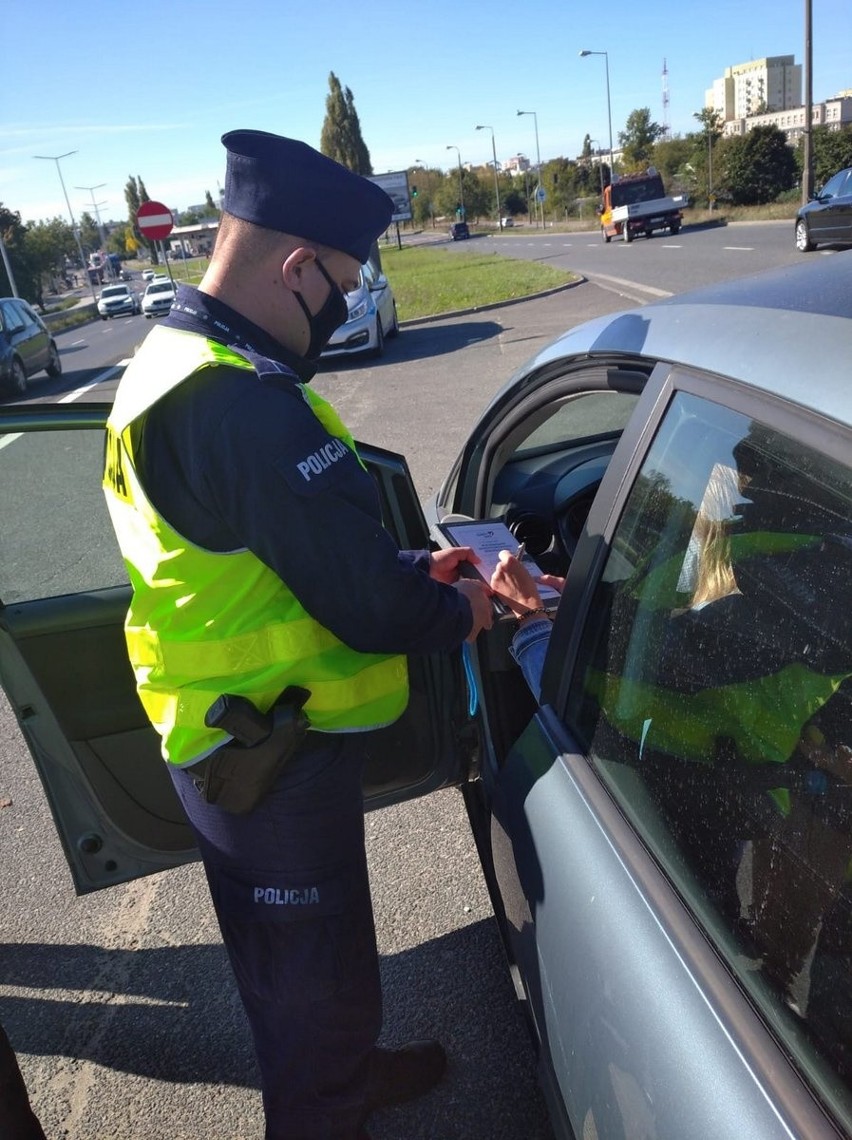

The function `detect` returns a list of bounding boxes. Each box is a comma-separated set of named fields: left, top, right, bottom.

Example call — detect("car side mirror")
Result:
left=370, top=275, right=388, bottom=291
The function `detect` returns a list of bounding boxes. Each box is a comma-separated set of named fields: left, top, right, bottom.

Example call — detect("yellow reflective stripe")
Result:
left=139, top=655, right=408, bottom=730
left=127, top=615, right=342, bottom=673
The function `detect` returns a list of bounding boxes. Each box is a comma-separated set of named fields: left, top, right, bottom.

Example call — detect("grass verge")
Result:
left=378, top=246, right=576, bottom=321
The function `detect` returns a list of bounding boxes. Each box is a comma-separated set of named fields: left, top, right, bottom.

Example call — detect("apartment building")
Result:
left=706, top=56, right=802, bottom=120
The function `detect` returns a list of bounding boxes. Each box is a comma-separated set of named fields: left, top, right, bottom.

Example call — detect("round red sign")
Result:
left=136, top=200, right=174, bottom=241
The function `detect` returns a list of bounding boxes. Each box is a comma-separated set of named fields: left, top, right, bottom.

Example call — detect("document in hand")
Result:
left=436, top=519, right=561, bottom=617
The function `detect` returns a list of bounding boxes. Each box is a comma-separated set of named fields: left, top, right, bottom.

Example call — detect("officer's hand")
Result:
left=430, top=546, right=481, bottom=583
left=455, top=579, right=493, bottom=642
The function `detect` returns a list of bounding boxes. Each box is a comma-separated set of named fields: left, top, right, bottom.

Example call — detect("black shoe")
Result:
left=363, top=1039, right=447, bottom=1114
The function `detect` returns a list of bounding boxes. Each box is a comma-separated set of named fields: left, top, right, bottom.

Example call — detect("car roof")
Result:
left=532, top=255, right=852, bottom=428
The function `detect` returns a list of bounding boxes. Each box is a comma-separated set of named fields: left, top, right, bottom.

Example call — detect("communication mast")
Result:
left=662, top=58, right=671, bottom=139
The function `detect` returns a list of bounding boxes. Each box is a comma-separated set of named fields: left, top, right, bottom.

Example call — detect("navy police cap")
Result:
left=221, top=129, right=393, bottom=264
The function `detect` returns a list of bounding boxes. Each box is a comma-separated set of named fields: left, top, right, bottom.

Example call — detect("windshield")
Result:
left=611, top=176, right=666, bottom=207
left=102, top=287, right=128, bottom=298
left=147, top=283, right=173, bottom=295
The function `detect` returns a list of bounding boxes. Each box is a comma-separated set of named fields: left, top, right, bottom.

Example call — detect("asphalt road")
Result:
left=0, top=227, right=826, bottom=1138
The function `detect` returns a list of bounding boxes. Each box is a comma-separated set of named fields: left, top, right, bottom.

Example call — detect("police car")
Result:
left=1, top=256, right=851, bottom=1140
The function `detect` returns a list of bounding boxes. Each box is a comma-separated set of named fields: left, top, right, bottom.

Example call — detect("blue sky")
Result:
left=3, top=0, right=849, bottom=225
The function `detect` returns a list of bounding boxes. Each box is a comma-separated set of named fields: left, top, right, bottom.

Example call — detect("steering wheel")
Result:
left=553, top=458, right=609, bottom=560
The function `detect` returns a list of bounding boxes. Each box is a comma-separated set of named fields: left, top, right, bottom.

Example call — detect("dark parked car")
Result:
left=795, top=166, right=852, bottom=251
left=1, top=257, right=851, bottom=1139
left=450, top=221, right=470, bottom=240
left=0, top=297, right=62, bottom=395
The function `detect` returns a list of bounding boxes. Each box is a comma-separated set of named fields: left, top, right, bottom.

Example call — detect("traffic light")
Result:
left=411, top=185, right=418, bottom=197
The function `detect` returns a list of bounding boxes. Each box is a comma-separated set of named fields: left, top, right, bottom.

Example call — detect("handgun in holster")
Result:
left=190, top=686, right=311, bottom=815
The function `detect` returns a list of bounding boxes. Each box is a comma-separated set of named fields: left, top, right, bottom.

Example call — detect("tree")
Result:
left=692, top=109, right=724, bottom=205
left=652, top=136, right=695, bottom=191
left=204, top=189, right=220, bottom=217
left=801, top=125, right=852, bottom=190
left=23, top=218, right=77, bottom=303
left=619, top=108, right=664, bottom=170
left=319, top=72, right=373, bottom=174
left=78, top=211, right=100, bottom=254
left=722, top=126, right=798, bottom=205
left=0, top=203, right=31, bottom=298
left=125, top=175, right=158, bottom=264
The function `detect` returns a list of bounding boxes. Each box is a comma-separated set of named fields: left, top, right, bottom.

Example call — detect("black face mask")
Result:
left=294, top=259, right=349, bottom=360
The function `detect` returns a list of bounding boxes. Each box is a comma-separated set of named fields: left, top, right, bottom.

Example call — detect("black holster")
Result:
left=191, top=686, right=310, bottom=815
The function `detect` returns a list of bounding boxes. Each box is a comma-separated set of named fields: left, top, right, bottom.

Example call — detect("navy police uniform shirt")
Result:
left=135, top=285, right=472, bottom=655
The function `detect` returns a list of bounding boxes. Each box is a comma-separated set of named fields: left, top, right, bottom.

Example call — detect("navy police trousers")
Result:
left=169, top=732, right=381, bottom=1140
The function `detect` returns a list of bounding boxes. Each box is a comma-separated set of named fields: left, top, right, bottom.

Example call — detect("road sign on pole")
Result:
left=535, top=187, right=546, bottom=203
left=136, top=201, right=174, bottom=242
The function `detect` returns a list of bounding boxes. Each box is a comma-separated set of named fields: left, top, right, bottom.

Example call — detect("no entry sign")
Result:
left=136, top=200, right=174, bottom=241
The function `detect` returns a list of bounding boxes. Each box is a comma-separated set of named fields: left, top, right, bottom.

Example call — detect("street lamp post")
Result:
left=75, top=182, right=112, bottom=276
left=446, top=145, right=464, bottom=219
left=579, top=50, right=614, bottom=186
left=475, top=125, right=502, bottom=229
left=34, top=150, right=97, bottom=301
left=516, top=111, right=542, bottom=227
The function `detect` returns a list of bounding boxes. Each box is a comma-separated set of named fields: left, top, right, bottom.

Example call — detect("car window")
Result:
left=513, top=390, right=640, bottom=456
left=567, top=390, right=852, bottom=1123
left=820, top=171, right=849, bottom=199
left=12, top=300, right=39, bottom=328
left=0, top=425, right=127, bottom=604
left=147, top=283, right=172, bottom=295
left=0, top=300, right=26, bottom=333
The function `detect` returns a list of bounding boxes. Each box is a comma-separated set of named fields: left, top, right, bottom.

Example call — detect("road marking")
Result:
left=59, top=362, right=123, bottom=403
left=0, top=361, right=126, bottom=452
left=586, top=272, right=673, bottom=299
left=724, top=246, right=754, bottom=251
left=71, top=338, right=86, bottom=346
left=661, top=244, right=682, bottom=248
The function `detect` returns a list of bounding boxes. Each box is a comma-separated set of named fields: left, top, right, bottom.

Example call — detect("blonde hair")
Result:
left=689, top=463, right=741, bottom=608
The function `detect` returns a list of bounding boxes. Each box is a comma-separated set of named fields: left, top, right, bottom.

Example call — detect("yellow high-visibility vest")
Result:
left=103, top=325, right=408, bottom=766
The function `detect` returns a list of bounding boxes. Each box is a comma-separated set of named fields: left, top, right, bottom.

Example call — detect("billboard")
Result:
left=367, top=171, right=412, bottom=223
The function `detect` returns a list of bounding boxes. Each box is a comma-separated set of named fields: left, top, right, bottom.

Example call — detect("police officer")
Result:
left=102, top=130, right=493, bottom=1139
left=0, top=1021, right=46, bottom=1140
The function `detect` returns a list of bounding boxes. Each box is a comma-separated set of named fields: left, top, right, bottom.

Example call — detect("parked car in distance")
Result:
left=500, top=216, right=514, bottom=228
left=0, top=296, right=62, bottom=395
left=97, top=284, right=140, bottom=320
left=321, top=260, right=399, bottom=360
left=141, top=269, right=156, bottom=282
left=141, top=279, right=176, bottom=318
left=2, top=257, right=852, bottom=1140
left=450, top=221, right=470, bottom=240
left=795, top=166, right=852, bottom=251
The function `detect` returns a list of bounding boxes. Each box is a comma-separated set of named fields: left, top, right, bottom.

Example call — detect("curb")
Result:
left=399, top=276, right=585, bottom=328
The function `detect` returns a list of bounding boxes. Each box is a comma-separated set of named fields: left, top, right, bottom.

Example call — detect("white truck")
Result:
left=600, top=169, right=686, bottom=243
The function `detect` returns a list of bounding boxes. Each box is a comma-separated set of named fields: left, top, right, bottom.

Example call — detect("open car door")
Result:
left=0, top=402, right=474, bottom=895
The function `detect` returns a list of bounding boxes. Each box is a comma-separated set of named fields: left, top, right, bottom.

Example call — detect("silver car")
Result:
left=97, top=284, right=141, bottom=320
left=1, top=256, right=851, bottom=1139
left=322, top=260, right=399, bottom=359
left=141, top=279, right=176, bottom=319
